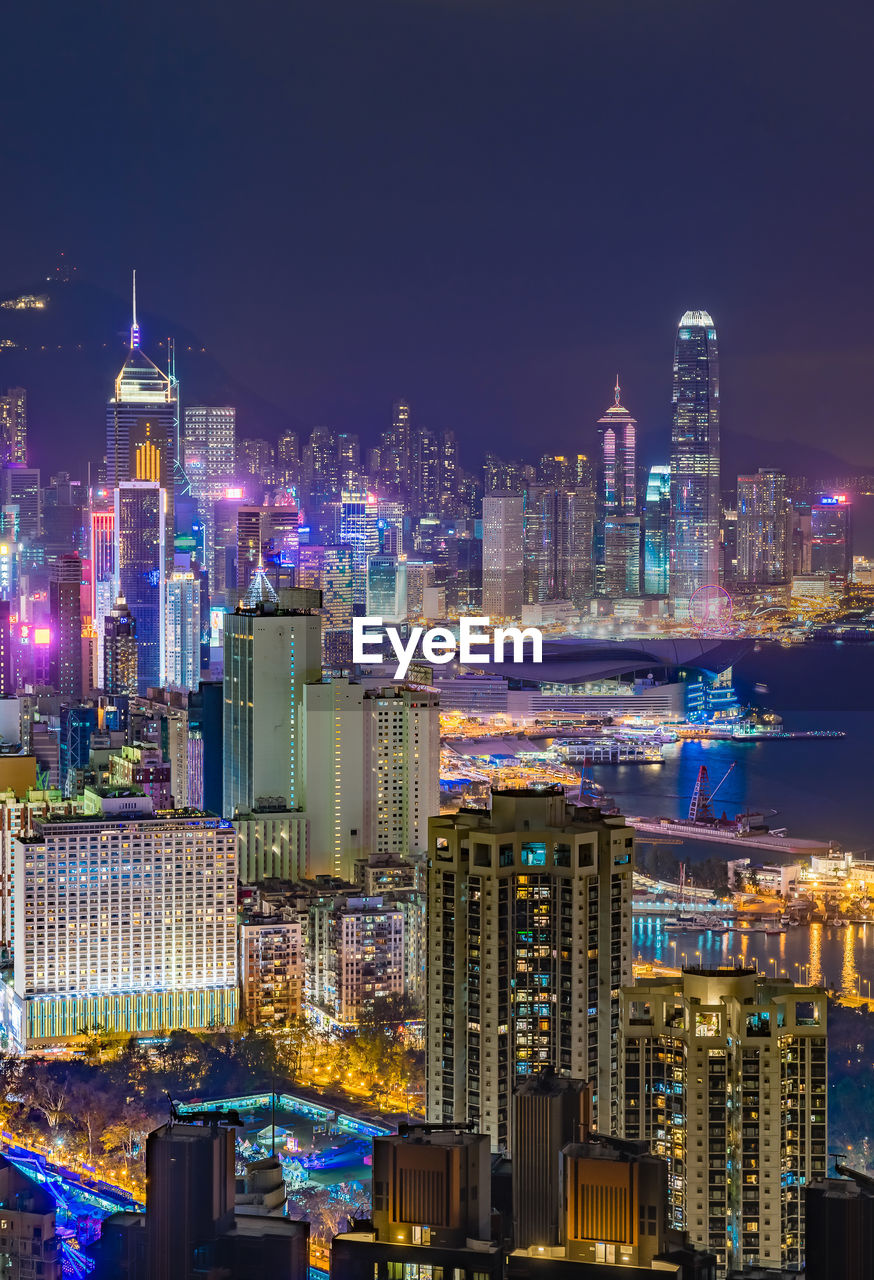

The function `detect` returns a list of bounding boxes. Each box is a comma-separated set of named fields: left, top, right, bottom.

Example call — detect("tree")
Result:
left=25, top=1063, right=71, bottom=1138
left=69, top=1082, right=117, bottom=1164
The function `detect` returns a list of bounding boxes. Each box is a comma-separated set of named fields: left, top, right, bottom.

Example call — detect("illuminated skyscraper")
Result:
left=165, top=570, right=201, bottom=691
left=340, top=490, right=379, bottom=613
left=669, top=311, right=720, bottom=611
left=221, top=575, right=322, bottom=819
left=597, top=378, right=637, bottom=515
left=106, top=276, right=177, bottom=568
left=103, top=596, right=138, bottom=696
left=2, top=466, right=41, bottom=539
left=426, top=789, right=634, bottom=1152
left=483, top=492, right=524, bottom=619
left=183, top=406, right=236, bottom=587
left=644, top=464, right=671, bottom=595
left=736, top=469, right=790, bottom=584
left=619, top=968, right=827, bottom=1273
left=115, top=480, right=166, bottom=695
left=49, top=554, right=83, bottom=699
left=0, top=387, right=27, bottom=466
left=810, top=494, right=852, bottom=586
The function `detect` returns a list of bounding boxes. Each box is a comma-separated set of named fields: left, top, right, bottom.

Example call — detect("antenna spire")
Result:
left=130, top=269, right=140, bottom=350
left=614, top=373, right=621, bottom=407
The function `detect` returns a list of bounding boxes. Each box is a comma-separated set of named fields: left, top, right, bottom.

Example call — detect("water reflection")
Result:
left=633, top=915, right=874, bottom=997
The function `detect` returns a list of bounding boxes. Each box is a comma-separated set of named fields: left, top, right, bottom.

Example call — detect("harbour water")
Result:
left=593, top=642, right=874, bottom=990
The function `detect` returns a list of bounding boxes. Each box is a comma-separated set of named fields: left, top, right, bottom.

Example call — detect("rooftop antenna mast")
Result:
left=168, top=334, right=191, bottom=497
left=130, top=269, right=140, bottom=350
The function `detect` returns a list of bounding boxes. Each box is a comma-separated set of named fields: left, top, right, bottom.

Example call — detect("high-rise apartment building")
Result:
left=49, top=554, right=83, bottom=698
left=619, top=967, right=828, bottom=1274
left=426, top=788, right=634, bottom=1152
left=669, top=311, right=721, bottom=612
left=482, top=492, right=524, bottom=620
left=736, top=469, right=790, bottom=584
left=115, top=481, right=166, bottom=694
left=164, top=570, right=201, bottom=691
left=644, top=464, right=671, bottom=595
left=103, top=596, right=138, bottom=696
left=0, top=387, right=27, bottom=467
left=11, top=796, right=238, bottom=1048
left=308, top=893, right=405, bottom=1027
left=239, top=915, right=304, bottom=1027
left=222, top=575, right=322, bottom=818
left=303, top=679, right=440, bottom=879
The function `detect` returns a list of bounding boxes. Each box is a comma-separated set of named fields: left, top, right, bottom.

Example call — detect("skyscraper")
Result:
left=810, top=494, right=852, bottom=586
left=222, top=575, right=322, bottom=818
left=183, top=405, right=236, bottom=588
left=426, top=788, right=634, bottom=1151
left=165, top=570, right=201, bottom=691
left=106, top=277, right=177, bottom=569
left=303, top=678, right=440, bottom=879
left=619, top=967, right=827, bottom=1274
left=340, top=490, right=379, bottom=613
left=2, top=465, right=41, bottom=539
left=366, top=554, right=407, bottom=623
left=669, top=311, right=721, bottom=611
left=482, top=492, right=524, bottom=620
left=49, top=554, right=83, bottom=698
left=597, top=377, right=637, bottom=515
left=0, top=387, right=27, bottom=466
left=644, top=464, right=671, bottom=595
left=115, top=481, right=166, bottom=695
left=736, top=469, right=790, bottom=584
left=103, top=596, right=138, bottom=696
left=89, top=502, right=115, bottom=686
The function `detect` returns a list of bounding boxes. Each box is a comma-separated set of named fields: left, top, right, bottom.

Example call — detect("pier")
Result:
left=627, top=817, right=832, bottom=857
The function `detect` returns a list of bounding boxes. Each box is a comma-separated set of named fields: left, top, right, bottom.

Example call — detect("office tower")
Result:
left=89, top=502, right=115, bottom=684
left=308, top=893, right=405, bottom=1026
left=236, top=437, right=274, bottom=478
left=366, top=554, right=407, bottom=622
left=2, top=465, right=41, bottom=539
left=331, top=1126, right=501, bottom=1280
left=669, top=310, right=721, bottom=611
left=806, top=1168, right=874, bottom=1280
left=11, top=797, right=238, bottom=1048
left=525, top=483, right=594, bottom=606
left=49, top=554, right=83, bottom=698
left=482, top=491, right=524, bottom=619
left=239, top=915, right=304, bottom=1027
left=0, top=387, right=27, bottom=466
left=427, top=788, right=634, bottom=1152
left=106, top=280, right=177, bottom=567
left=340, top=490, right=379, bottom=613
left=321, top=545, right=355, bottom=667
left=0, top=1157, right=60, bottom=1279
left=603, top=514, right=641, bottom=597
left=644, top=464, right=671, bottom=595
left=183, top=405, right=236, bottom=489
left=104, top=596, right=138, bottom=696
left=619, top=967, right=828, bottom=1274
left=222, top=575, right=322, bottom=819
left=597, top=378, right=638, bottom=515
left=211, top=492, right=246, bottom=600
left=513, top=1071, right=592, bottom=1250
left=304, top=679, right=440, bottom=878
left=165, top=570, right=201, bottom=691
left=236, top=505, right=264, bottom=593
left=736, top=469, right=790, bottom=583
left=115, top=481, right=166, bottom=695
left=302, top=426, right=339, bottom=511
left=810, top=493, right=852, bottom=586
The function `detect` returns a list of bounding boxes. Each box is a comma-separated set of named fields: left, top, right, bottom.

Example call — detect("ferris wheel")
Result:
left=688, top=583, right=734, bottom=628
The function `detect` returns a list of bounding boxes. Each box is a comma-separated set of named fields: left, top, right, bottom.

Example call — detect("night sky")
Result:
left=3, top=0, right=874, bottom=473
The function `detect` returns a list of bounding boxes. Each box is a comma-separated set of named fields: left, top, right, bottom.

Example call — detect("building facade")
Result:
left=426, top=788, right=634, bottom=1152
